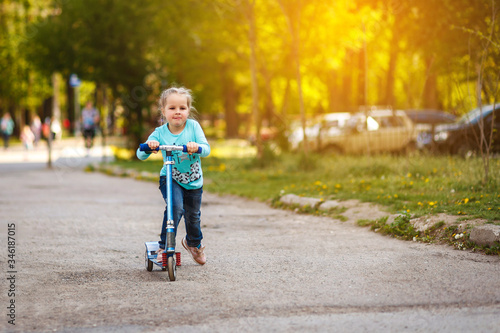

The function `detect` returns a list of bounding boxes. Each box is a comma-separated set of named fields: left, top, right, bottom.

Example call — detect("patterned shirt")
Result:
left=136, top=119, right=210, bottom=190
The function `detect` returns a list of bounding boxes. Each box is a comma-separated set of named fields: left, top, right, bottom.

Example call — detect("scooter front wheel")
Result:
left=167, top=256, right=176, bottom=281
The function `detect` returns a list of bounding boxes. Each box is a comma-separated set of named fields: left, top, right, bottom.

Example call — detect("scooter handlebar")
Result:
left=139, top=143, right=157, bottom=152
left=139, top=143, right=202, bottom=154
left=190, top=146, right=203, bottom=154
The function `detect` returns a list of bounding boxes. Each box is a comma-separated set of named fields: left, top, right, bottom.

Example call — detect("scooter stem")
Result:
left=164, top=151, right=175, bottom=254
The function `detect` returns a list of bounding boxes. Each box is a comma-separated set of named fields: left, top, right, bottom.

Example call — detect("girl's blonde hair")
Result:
left=158, top=87, right=198, bottom=123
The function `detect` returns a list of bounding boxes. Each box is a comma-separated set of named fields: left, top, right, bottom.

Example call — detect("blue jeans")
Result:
left=158, top=176, right=203, bottom=249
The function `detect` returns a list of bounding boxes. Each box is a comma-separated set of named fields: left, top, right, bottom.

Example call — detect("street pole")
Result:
left=47, top=117, right=52, bottom=169
left=70, top=74, right=81, bottom=136
left=47, top=73, right=59, bottom=169
left=74, top=86, right=80, bottom=136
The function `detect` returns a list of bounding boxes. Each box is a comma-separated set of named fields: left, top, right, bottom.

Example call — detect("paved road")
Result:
left=0, top=138, right=113, bottom=174
left=0, top=147, right=499, bottom=332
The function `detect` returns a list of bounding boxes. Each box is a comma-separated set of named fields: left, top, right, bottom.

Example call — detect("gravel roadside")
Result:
left=1, top=168, right=499, bottom=332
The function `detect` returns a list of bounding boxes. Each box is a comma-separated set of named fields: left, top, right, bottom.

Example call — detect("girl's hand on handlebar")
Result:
left=186, top=142, right=199, bottom=154
left=147, top=140, right=160, bottom=154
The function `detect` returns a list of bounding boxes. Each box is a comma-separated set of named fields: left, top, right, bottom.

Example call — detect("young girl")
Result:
left=136, top=87, right=210, bottom=265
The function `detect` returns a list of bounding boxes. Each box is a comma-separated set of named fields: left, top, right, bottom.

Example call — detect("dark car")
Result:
left=429, top=104, right=500, bottom=157
left=404, top=109, right=457, bottom=149
left=405, top=109, right=457, bottom=125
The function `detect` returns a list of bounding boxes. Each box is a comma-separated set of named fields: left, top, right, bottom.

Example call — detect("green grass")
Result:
left=357, top=215, right=418, bottom=240
left=357, top=214, right=500, bottom=255
left=104, top=142, right=500, bottom=222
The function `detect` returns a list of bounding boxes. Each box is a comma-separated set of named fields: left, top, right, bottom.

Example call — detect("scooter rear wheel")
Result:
left=145, top=250, right=153, bottom=272
left=167, top=256, right=176, bottom=281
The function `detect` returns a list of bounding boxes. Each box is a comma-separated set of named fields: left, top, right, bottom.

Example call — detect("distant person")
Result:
left=42, top=117, right=61, bottom=141
left=20, top=125, right=35, bottom=150
left=63, top=118, right=71, bottom=130
left=81, top=101, right=100, bottom=152
left=51, top=117, right=62, bottom=141
left=1, top=113, right=15, bottom=149
left=42, top=117, right=51, bottom=141
left=31, top=115, right=42, bottom=147
left=136, top=87, right=211, bottom=265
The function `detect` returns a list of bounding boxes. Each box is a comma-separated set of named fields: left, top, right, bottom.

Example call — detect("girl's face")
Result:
left=163, top=93, right=190, bottom=133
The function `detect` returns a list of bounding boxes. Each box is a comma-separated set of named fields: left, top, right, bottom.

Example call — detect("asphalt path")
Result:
left=0, top=142, right=499, bottom=332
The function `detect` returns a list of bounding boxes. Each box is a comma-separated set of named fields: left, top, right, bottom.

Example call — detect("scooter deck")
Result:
left=145, top=241, right=164, bottom=266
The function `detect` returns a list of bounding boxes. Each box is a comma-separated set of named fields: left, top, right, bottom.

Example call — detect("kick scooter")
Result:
left=140, top=143, right=202, bottom=281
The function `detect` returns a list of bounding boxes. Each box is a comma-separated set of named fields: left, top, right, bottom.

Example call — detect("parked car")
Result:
left=405, top=109, right=457, bottom=125
left=404, top=109, right=457, bottom=149
left=318, top=109, right=417, bottom=154
left=429, top=104, right=500, bottom=157
left=288, top=113, right=351, bottom=150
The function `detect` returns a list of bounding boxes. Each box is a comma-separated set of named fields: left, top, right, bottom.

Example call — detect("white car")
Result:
left=289, top=113, right=351, bottom=150
left=318, top=110, right=417, bottom=154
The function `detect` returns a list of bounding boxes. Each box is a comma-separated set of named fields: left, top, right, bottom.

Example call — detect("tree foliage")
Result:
left=1, top=0, right=499, bottom=145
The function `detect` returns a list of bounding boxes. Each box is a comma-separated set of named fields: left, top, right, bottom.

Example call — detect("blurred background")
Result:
left=0, top=0, right=499, bottom=155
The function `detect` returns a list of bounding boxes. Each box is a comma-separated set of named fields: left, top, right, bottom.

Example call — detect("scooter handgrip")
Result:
left=139, top=143, right=159, bottom=152
left=182, top=145, right=202, bottom=154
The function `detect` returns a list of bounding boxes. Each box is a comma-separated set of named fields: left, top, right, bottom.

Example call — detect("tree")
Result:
left=26, top=0, right=157, bottom=145
left=0, top=0, right=52, bottom=132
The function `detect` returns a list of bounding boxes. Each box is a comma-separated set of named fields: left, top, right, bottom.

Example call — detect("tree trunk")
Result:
left=52, top=73, right=61, bottom=127
left=385, top=25, right=398, bottom=107
left=259, top=61, right=288, bottom=149
left=244, top=0, right=262, bottom=156
left=326, top=69, right=337, bottom=112
left=357, top=49, right=366, bottom=107
left=290, top=7, right=307, bottom=155
left=422, top=57, right=439, bottom=109
left=222, top=63, right=239, bottom=138
left=66, top=76, right=75, bottom=135
left=341, top=53, right=353, bottom=111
